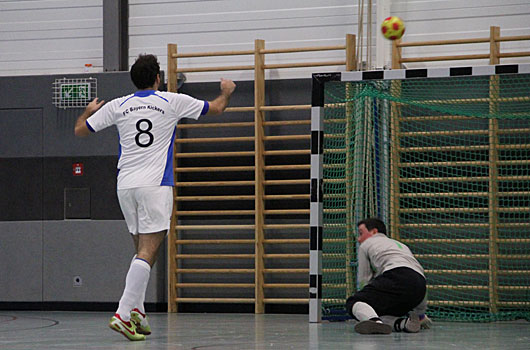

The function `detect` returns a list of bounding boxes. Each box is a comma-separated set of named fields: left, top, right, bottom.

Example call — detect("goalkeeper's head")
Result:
left=357, top=218, right=387, bottom=236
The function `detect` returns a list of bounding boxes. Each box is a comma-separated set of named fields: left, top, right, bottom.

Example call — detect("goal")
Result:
left=309, top=64, right=530, bottom=322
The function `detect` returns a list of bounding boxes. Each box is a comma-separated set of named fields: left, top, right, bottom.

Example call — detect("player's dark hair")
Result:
left=357, top=218, right=387, bottom=236
left=130, top=54, right=160, bottom=89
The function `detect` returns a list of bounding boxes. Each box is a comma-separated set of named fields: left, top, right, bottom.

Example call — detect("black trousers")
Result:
left=346, top=267, right=426, bottom=318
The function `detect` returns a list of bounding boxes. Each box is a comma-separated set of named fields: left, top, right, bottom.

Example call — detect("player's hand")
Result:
left=86, top=97, right=105, bottom=115
left=220, top=78, right=236, bottom=96
left=419, top=314, right=432, bottom=329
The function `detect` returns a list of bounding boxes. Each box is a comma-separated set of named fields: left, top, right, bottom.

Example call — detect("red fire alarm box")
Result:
left=73, top=163, right=84, bottom=176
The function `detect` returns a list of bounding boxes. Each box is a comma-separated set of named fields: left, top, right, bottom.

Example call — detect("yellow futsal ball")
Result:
left=381, top=16, right=405, bottom=40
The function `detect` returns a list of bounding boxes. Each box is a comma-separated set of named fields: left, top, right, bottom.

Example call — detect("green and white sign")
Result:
left=60, top=83, right=91, bottom=102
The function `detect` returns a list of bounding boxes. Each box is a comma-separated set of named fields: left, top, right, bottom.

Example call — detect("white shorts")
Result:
left=117, top=186, right=173, bottom=235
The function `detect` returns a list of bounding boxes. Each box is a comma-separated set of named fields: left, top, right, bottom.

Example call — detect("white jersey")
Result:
left=357, top=233, right=424, bottom=288
left=86, top=90, right=208, bottom=189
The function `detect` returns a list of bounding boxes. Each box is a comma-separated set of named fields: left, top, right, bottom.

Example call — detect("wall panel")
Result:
left=0, top=0, right=103, bottom=76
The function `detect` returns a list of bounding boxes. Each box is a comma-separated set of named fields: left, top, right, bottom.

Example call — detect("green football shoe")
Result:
left=131, top=308, right=151, bottom=335
left=109, top=314, right=146, bottom=341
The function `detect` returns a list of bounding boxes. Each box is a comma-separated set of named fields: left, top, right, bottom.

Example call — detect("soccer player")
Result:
left=74, top=54, right=236, bottom=341
left=346, top=218, right=431, bottom=334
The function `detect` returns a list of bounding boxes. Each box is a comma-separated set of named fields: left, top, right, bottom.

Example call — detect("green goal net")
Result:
left=320, top=69, right=530, bottom=322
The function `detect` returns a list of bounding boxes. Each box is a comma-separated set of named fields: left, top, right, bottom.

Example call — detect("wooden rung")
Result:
left=263, top=135, right=310, bottom=141
left=175, top=166, right=254, bottom=172
left=399, top=115, right=476, bottom=121
left=263, top=268, right=309, bottom=273
left=263, top=254, right=310, bottom=259
left=417, top=254, right=489, bottom=259
left=322, top=284, right=348, bottom=288
left=175, top=181, right=255, bottom=187
left=496, top=143, right=530, bottom=150
left=324, top=209, right=347, bottom=214
left=225, top=107, right=255, bottom=113
left=260, top=45, right=345, bottom=54
left=262, top=298, right=308, bottom=304
left=177, top=121, right=254, bottom=129
left=263, top=60, right=346, bottom=69
left=498, top=286, right=530, bottom=291
left=261, top=105, right=311, bottom=111
left=498, top=34, right=530, bottom=41
left=264, top=150, right=310, bottom=156
left=498, top=301, right=530, bottom=307
left=322, top=298, right=346, bottom=303
left=175, top=136, right=254, bottom=143
left=400, top=223, right=489, bottom=228
left=497, top=207, right=530, bottom=213
left=263, top=224, right=309, bottom=229
left=174, top=297, right=255, bottom=303
left=174, top=49, right=254, bottom=58
left=498, top=127, right=530, bottom=135
left=498, top=239, right=530, bottom=244
left=264, top=179, right=310, bottom=185
left=425, top=269, right=489, bottom=275
left=175, top=225, right=254, bottom=230
left=264, top=164, right=310, bottom=170
left=400, top=192, right=488, bottom=198
left=177, top=65, right=255, bottom=73
left=176, top=268, right=254, bottom=273
left=399, top=129, right=488, bottom=137
left=176, top=195, right=255, bottom=201
left=175, top=254, right=254, bottom=259
left=263, top=120, right=310, bottom=126
left=176, top=151, right=254, bottom=158
left=428, top=285, right=488, bottom=291
left=399, top=207, right=488, bottom=214
left=263, top=283, right=308, bottom=288
left=264, top=209, right=309, bottom=215
left=497, top=254, right=530, bottom=260
left=175, top=239, right=254, bottom=245
left=499, top=191, right=530, bottom=197
left=403, top=238, right=530, bottom=244
left=176, top=283, right=254, bottom=288
left=399, top=161, right=489, bottom=167
left=401, top=53, right=490, bottom=63
left=175, top=210, right=255, bottom=215
left=323, top=238, right=348, bottom=243
left=263, top=239, right=309, bottom=244
left=498, top=270, right=530, bottom=275
left=500, top=51, right=530, bottom=58
left=264, top=194, right=309, bottom=200
left=400, top=145, right=488, bottom=152
left=399, top=176, right=488, bottom=183
left=428, top=300, right=489, bottom=307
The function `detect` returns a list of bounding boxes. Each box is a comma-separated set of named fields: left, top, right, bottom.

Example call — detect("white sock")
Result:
left=352, top=302, right=379, bottom=322
left=137, top=286, right=146, bottom=314
left=128, top=255, right=146, bottom=314
left=116, top=258, right=151, bottom=321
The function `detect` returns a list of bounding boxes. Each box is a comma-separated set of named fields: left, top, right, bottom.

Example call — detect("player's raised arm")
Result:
left=206, top=78, right=236, bottom=115
left=74, top=97, right=105, bottom=137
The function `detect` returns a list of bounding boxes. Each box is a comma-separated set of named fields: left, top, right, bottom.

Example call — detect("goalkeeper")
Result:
left=346, top=218, right=432, bottom=334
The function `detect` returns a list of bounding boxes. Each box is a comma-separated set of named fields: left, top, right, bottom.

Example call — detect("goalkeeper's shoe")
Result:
left=109, top=313, right=146, bottom=341
left=131, top=308, right=151, bottom=335
left=354, top=319, right=392, bottom=335
left=394, top=314, right=421, bottom=333
left=419, top=314, right=433, bottom=329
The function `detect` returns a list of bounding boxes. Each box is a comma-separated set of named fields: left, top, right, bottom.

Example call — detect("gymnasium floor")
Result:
left=1, top=311, right=529, bottom=349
